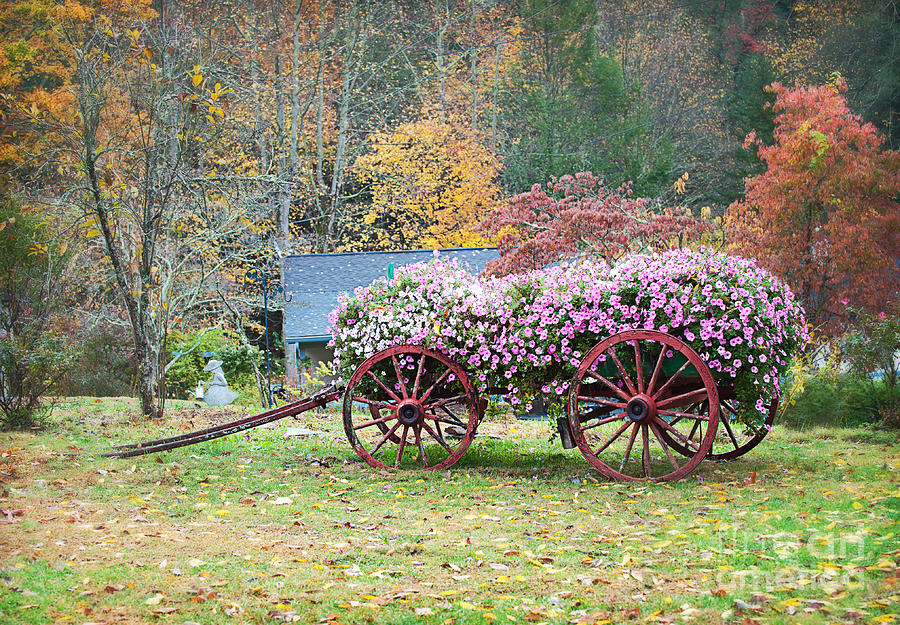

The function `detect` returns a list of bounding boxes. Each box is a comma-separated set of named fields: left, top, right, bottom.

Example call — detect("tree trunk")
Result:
left=470, top=0, right=478, bottom=129
left=315, top=12, right=327, bottom=195
left=282, top=0, right=304, bottom=251
left=437, top=24, right=446, bottom=123
left=491, top=29, right=501, bottom=149
left=80, top=77, right=162, bottom=419
left=274, top=55, right=287, bottom=229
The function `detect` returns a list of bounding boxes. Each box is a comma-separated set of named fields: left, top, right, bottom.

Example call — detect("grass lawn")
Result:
left=1, top=397, right=898, bottom=625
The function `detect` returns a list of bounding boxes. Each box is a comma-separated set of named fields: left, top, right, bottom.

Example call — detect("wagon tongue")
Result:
left=104, top=385, right=342, bottom=458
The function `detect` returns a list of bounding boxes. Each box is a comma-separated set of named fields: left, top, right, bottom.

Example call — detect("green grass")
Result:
left=0, top=397, right=898, bottom=625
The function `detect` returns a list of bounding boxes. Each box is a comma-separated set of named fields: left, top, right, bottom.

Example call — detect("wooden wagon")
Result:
left=113, top=331, right=776, bottom=483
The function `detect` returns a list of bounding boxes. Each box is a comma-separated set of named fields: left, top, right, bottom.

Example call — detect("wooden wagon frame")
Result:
left=113, top=328, right=776, bottom=483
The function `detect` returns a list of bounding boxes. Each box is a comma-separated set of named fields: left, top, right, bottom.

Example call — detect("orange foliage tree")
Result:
left=726, top=79, right=900, bottom=332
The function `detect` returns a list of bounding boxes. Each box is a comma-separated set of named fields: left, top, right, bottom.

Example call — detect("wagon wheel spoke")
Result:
left=656, top=387, right=708, bottom=409
left=577, top=396, right=626, bottom=409
left=592, top=420, right=632, bottom=456
left=655, top=417, right=700, bottom=452
left=412, top=353, right=426, bottom=397
left=413, top=424, right=429, bottom=466
left=646, top=347, right=667, bottom=396
left=371, top=421, right=403, bottom=456
left=427, top=413, right=468, bottom=430
left=352, top=397, right=396, bottom=409
left=650, top=360, right=692, bottom=401
left=365, top=371, right=402, bottom=403
left=608, top=346, right=636, bottom=396
left=721, top=400, right=750, bottom=435
left=658, top=409, right=710, bottom=421
left=421, top=420, right=454, bottom=455
left=435, top=404, right=468, bottom=427
left=686, top=417, right=701, bottom=443
left=424, top=394, right=467, bottom=411
left=580, top=413, right=626, bottom=431
left=619, top=424, right=640, bottom=472
left=394, top=425, right=410, bottom=467
left=353, top=413, right=396, bottom=430
left=420, top=367, right=453, bottom=403
left=650, top=422, right=680, bottom=471
left=641, top=424, right=651, bottom=478
left=390, top=355, right=408, bottom=399
left=577, top=405, right=618, bottom=422
left=433, top=418, right=446, bottom=443
left=583, top=372, right=631, bottom=402
left=720, top=409, right=741, bottom=450
left=633, top=341, right=644, bottom=394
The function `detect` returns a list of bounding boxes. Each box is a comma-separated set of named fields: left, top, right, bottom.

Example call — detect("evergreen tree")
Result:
left=497, top=0, right=672, bottom=195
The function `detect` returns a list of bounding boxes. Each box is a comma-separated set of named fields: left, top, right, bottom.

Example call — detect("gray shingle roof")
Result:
left=283, top=247, right=499, bottom=341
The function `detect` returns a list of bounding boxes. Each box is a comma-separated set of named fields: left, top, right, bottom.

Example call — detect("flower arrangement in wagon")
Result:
left=329, top=248, right=808, bottom=473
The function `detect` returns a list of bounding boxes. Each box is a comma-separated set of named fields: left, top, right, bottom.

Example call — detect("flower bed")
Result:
left=329, top=248, right=808, bottom=422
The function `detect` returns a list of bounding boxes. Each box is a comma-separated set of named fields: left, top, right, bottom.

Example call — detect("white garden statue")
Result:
left=199, top=359, right=239, bottom=407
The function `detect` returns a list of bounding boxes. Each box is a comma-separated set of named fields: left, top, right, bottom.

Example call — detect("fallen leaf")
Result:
left=224, top=602, right=244, bottom=617
left=153, top=607, right=178, bottom=614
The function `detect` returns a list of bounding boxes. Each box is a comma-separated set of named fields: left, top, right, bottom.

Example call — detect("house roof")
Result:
left=282, top=247, right=499, bottom=342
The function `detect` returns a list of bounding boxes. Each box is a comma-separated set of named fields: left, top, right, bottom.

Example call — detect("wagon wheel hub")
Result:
left=397, top=400, right=423, bottom=426
left=625, top=394, right=656, bottom=422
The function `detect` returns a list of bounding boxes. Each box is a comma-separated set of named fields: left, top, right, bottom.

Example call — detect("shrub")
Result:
left=0, top=193, right=76, bottom=428
left=65, top=322, right=136, bottom=397
left=780, top=365, right=883, bottom=429
left=840, top=306, right=899, bottom=426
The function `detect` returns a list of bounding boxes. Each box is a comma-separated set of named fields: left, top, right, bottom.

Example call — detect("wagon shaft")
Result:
left=105, top=385, right=342, bottom=458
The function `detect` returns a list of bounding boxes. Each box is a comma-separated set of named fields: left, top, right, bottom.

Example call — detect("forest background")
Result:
left=0, top=0, right=897, bottom=426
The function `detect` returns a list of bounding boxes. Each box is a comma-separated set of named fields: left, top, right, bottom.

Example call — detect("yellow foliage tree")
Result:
left=354, top=118, right=501, bottom=249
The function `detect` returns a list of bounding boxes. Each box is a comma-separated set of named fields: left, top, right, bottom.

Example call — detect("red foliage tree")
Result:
left=726, top=79, right=900, bottom=333
left=480, top=172, right=707, bottom=276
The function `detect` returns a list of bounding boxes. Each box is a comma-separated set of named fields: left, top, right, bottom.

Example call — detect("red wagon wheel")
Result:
left=342, top=345, right=479, bottom=471
left=659, top=396, right=777, bottom=461
left=567, top=330, right=720, bottom=482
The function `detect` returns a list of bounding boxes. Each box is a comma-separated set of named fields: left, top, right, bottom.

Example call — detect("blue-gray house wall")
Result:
left=281, top=247, right=498, bottom=388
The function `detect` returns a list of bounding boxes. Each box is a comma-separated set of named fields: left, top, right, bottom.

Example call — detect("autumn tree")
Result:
left=481, top=171, right=708, bottom=276
left=354, top=118, right=501, bottom=249
left=726, top=79, right=900, bottom=332
left=7, top=7, right=266, bottom=419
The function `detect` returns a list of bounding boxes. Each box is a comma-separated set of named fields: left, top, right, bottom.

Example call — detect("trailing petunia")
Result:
left=328, top=248, right=808, bottom=424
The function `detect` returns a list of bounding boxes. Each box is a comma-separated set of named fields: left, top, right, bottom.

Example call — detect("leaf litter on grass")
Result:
left=0, top=397, right=897, bottom=624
